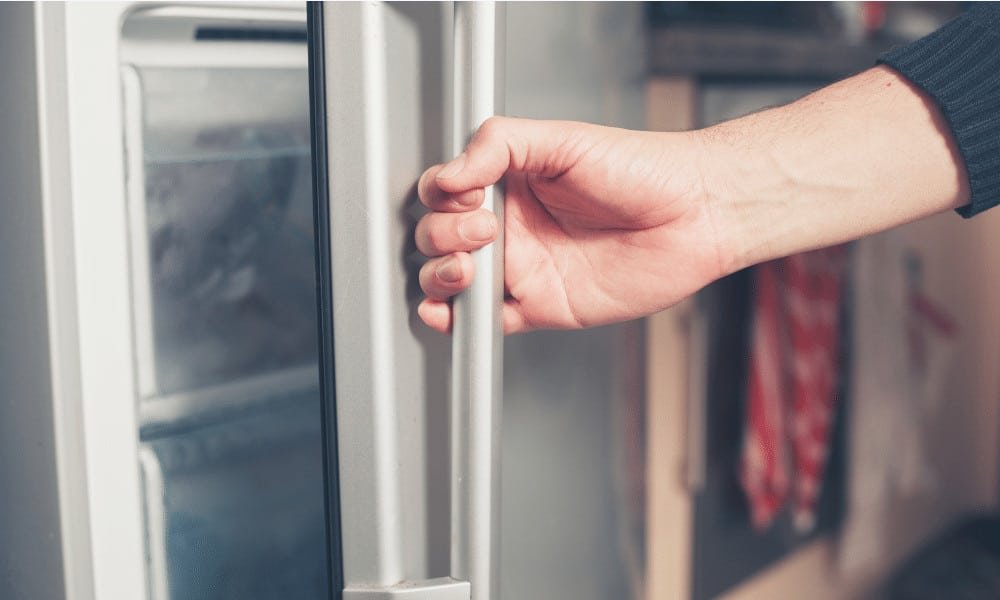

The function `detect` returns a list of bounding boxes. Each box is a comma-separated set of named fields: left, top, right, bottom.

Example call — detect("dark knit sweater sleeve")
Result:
left=878, top=3, right=1000, bottom=218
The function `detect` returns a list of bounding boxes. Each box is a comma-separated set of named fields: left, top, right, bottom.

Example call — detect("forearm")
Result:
left=701, top=65, right=969, bottom=274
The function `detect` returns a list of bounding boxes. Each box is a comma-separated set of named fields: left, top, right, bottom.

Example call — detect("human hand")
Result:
left=416, top=69, right=969, bottom=335
left=415, top=117, right=731, bottom=334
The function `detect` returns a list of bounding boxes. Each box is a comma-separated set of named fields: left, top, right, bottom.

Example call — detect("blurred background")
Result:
left=3, top=2, right=999, bottom=600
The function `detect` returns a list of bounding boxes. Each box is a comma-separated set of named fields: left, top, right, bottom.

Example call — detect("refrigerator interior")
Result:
left=120, top=8, right=328, bottom=599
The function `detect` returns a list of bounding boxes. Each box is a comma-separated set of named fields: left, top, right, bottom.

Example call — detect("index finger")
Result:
left=418, top=164, right=485, bottom=212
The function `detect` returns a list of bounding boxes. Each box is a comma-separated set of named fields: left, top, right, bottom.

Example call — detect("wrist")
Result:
left=695, top=66, right=970, bottom=275
left=692, top=121, right=790, bottom=276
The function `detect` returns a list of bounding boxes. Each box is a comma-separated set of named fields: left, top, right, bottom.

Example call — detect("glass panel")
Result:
left=141, top=394, right=326, bottom=599
left=140, top=67, right=315, bottom=395
left=122, top=38, right=329, bottom=600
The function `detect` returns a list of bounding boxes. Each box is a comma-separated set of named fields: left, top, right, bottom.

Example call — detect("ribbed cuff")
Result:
left=878, top=4, right=1000, bottom=218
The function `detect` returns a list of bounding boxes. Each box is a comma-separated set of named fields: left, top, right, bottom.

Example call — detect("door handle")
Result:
left=450, top=3, right=505, bottom=600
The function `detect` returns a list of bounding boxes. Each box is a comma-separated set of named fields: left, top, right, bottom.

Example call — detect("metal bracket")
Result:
left=344, top=578, right=471, bottom=600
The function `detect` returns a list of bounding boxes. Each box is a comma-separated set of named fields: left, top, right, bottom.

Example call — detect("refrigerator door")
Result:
left=310, top=2, right=503, bottom=598
left=313, top=4, right=646, bottom=600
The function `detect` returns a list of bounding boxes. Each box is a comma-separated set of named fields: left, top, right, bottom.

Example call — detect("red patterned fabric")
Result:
left=740, top=246, right=848, bottom=532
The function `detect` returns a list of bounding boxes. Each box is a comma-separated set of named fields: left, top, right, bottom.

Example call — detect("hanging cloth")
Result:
left=740, top=245, right=849, bottom=532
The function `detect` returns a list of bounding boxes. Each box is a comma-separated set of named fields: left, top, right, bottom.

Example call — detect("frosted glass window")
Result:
left=138, top=67, right=317, bottom=395
left=123, top=62, right=328, bottom=600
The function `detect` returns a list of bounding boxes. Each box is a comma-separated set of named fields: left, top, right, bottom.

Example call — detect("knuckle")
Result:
left=415, top=220, right=434, bottom=254
left=478, top=116, right=505, bottom=140
left=424, top=220, right=453, bottom=253
left=418, top=175, right=443, bottom=206
left=415, top=214, right=429, bottom=234
left=417, top=166, right=432, bottom=188
left=423, top=222, right=445, bottom=252
left=459, top=188, right=485, bottom=208
left=419, top=263, right=438, bottom=289
left=417, top=169, right=434, bottom=197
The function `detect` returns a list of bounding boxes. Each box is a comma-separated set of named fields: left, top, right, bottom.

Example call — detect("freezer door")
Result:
left=310, top=2, right=504, bottom=598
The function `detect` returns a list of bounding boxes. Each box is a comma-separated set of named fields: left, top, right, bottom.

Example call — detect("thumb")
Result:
left=435, top=116, right=593, bottom=193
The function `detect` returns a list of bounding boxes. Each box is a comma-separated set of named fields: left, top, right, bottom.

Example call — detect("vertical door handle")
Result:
left=450, top=3, right=505, bottom=600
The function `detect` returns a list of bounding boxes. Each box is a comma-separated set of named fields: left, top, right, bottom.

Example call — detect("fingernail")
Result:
left=436, top=154, right=466, bottom=179
left=436, top=258, right=463, bottom=283
left=459, top=214, right=496, bottom=242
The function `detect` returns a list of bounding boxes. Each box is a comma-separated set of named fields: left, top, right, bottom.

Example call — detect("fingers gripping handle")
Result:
left=449, top=3, right=504, bottom=600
